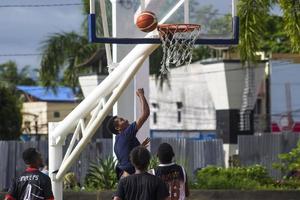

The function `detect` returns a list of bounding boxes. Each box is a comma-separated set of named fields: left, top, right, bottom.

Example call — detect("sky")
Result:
left=0, top=0, right=84, bottom=74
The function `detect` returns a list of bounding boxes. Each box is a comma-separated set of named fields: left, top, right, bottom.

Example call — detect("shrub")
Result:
left=273, top=141, right=300, bottom=177
left=193, top=165, right=273, bottom=190
left=84, top=156, right=117, bottom=190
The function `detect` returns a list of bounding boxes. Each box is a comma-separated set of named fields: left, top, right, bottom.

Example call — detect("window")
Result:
left=151, top=103, right=158, bottom=124
left=153, top=112, right=157, bottom=124
left=176, top=102, right=183, bottom=123
left=53, top=111, right=60, bottom=118
left=255, top=99, right=262, bottom=114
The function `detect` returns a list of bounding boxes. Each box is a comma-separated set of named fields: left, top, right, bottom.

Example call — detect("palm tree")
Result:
left=39, top=0, right=109, bottom=91
left=39, top=32, right=100, bottom=91
left=0, top=60, right=36, bottom=90
left=238, top=0, right=300, bottom=62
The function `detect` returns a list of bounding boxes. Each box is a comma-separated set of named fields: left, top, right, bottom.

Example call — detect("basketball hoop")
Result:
left=157, top=24, right=201, bottom=74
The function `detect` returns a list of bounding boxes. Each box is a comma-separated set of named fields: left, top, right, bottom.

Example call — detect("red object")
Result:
left=25, top=167, right=39, bottom=172
left=293, top=122, right=300, bottom=132
left=272, top=122, right=281, bottom=132
left=136, top=11, right=158, bottom=32
left=5, top=194, right=16, bottom=200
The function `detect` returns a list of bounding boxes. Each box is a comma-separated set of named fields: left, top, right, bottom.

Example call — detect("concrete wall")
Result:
left=2, top=190, right=300, bottom=200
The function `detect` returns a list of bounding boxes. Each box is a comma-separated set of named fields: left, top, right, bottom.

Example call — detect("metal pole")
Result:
left=48, top=122, right=63, bottom=200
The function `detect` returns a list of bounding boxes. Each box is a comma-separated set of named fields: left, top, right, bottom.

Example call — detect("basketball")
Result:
left=136, top=11, right=158, bottom=32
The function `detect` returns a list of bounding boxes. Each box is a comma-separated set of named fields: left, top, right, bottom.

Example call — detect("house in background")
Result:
left=16, top=86, right=79, bottom=136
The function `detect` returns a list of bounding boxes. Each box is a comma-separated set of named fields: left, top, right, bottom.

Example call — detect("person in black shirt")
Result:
left=5, top=148, right=54, bottom=200
left=113, top=146, right=169, bottom=200
left=151, top=143, right=190, bottom=200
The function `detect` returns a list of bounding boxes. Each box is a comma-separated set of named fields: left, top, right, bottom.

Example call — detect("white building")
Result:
left=149, top=62, right=216, bottom=139
left=149, top=59, right=267, bottom=142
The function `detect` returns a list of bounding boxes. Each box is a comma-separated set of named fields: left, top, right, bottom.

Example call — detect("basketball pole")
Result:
left=100, top=0, right=112, bottom=65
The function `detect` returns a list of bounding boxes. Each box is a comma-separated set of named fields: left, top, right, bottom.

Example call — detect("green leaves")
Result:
left=0, top=61, right=36, bottom=90
left=238, top=0, right=272, bottom=63
left=278, top=0, right=300, bottom=53
left=273, top=141, right=300, bottom=176
left=193, top=165, right=273, bottom=189
left=0, top=86, right=22, bottom=140
left=84, top=156, right=118, bottom=190
left=39, top=32, right=98, bottom=90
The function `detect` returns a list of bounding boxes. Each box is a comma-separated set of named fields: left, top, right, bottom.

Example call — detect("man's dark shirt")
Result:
left=115, top=172, right=169, bottom=200
left=5, top=167, right=54, bottom=200
left=114, top=122, right=140, bottom=174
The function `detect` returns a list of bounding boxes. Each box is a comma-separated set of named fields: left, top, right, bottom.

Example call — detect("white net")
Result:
left=158, top=24, right=201, bottom=74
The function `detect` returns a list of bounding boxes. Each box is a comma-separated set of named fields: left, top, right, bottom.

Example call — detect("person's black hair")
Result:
left=130, top=146, right=151, bottom=171
left=106, top=116, right=119, bottom=135
left=22, top=148, right=40, bottom=165
left=157, top=143, right=175, bottom=164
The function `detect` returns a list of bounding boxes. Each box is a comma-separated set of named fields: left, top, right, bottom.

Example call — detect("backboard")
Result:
left=89, top=0, right=239, bottom=45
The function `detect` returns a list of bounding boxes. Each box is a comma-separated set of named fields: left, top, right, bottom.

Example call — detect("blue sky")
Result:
left=0, top=0, right=84, bottom=73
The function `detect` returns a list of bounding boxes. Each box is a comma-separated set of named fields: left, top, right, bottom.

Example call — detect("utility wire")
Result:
left=0, top=53, right=42, bottom=57
left=0, top=3, right=84, bottom=8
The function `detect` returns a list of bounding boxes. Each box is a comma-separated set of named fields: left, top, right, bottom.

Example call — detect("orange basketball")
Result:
left=136, top=11, right=158, bottom=32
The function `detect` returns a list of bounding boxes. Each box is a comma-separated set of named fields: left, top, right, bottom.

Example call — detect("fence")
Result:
left=238, top=133, right=300, bottom=178
left=0, top=139, right=113, bottom=191
left=0, top=138, right=224, bottom=190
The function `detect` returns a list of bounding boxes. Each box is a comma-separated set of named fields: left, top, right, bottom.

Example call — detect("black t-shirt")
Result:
left=115, top=172, right=169, bottom=200
left=5, top=168, right=54, bottom=200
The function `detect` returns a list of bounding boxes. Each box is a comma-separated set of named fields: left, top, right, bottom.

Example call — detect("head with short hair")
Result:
left=107, top=116, right=129, bottom=135
left=22, top=148, right=43, bottom=167
left=130, top=146, right=151, bottom=171
left=157, top=143, right=175, bottom=164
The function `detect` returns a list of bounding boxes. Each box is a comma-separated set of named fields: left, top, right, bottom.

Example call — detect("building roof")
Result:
left=16, top=85, right=78, bottom=102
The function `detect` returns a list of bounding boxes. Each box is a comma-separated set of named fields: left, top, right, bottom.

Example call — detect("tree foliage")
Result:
left=238, top=0, right=272, bottom=63
left=0, top=61, right=36, bottom=90
left=84, top=156, right=117, bottom=190
left=39, top=32, right=98, bottom=90
left=0, top=86, right=22, bottom=140
left=278, top=0, right=300, bottom=53
left=260, top=15, right=292, bottom=53
left=273, top=141, right=300, bottom=176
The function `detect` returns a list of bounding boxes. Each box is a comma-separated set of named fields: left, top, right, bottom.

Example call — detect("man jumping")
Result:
left=107, top=88, right=150, bottom=179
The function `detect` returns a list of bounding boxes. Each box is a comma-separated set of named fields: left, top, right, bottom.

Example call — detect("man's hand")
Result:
left=141, top=137, right=150, bottom=148
left=136, top=88, right=144, bottom=97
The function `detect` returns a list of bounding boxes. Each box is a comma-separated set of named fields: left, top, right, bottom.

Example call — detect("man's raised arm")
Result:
left=136, top=88, right=150, bottom=131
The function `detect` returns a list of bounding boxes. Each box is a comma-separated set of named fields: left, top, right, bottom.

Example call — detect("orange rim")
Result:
left=157, top=24, right=201, bottom=35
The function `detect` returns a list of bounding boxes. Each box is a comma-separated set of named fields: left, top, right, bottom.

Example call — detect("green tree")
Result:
left=40, top=32, right=99, bottom=90
left=260, top=15, right=292, bottom=53
left=0, top=86, right=22, bottom=140
left=0, top=61, right=36, bottom=90
left=39, top=0, right=109, bottom=91
left=238, top=0, right=300, bottom=63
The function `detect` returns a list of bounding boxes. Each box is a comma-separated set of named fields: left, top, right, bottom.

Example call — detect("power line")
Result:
left=0, top=3, right=84, bottom=8
left=0, top=53, right=42, bottom=57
